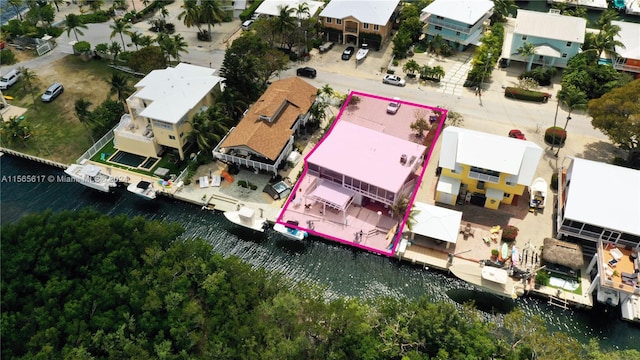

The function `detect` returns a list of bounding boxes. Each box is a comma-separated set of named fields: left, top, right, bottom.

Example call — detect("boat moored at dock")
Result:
left=64, top=162, right=118, bottom=193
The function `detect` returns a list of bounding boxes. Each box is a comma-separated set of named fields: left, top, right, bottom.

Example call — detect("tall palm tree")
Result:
left=156, top=33, right=175, bottom=66
left=0, top=115, right=31, bottom=147
left=6, top=0, right=25, bottom=21
left=390, top=194, right=418, bottom=232
left=110, top=17, right=133, bottom=49
left=74, top=98, right=95, bottom=143
left=171, top=34, right=189, bottom=62
left=129, top=31, right=143, bottom=50
left=19, top=66, right=38, bottom=110
left=492, top=0, right=517, bottom=22
left=51, top=0, right=65, bottom=12
left=275, top=5, right=296, bottom=48
left=178, top=0, right=202, bottom=34
left=107, top=72, right=133, bottom=105
left=555, top=85, right=588, bottom=156
left=517, top=42, right=536, bottom=71
left=199, top=0, right=225, bottom=41
left=595, top=9, right=619, bottom=30
left=187, top=112, right=216, bottom=153
left=84, top=0, right=104, bottom=13
left=318, top=84, right=335, bottom=104
left=592, top=23, right=624, bottom=58
left=65, top=13, right=88, bottom=41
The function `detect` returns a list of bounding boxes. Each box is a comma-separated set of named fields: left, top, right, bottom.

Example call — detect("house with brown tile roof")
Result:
left=213, top=77, right=317, bottom=175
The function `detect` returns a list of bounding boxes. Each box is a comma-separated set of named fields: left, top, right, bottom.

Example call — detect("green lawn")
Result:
left=1, top=56, right=135, bottom=164
left=547, top=271, right=583, bottom=295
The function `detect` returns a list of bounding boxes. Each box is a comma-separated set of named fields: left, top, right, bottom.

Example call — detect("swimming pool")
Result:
left=109, top=151, right=146, bottom=167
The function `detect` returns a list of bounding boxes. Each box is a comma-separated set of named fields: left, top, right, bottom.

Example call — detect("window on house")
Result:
left=522, top=35, right=527, bottom=40
left=326, top=17, right=331, bottom=23
left=169, top=135, right=176, bottom=140
left=435, top=25, right=442, bottom=31
left=477, top=181, right=485, bottom=189
left=363, top=23, right=369, bottom=29
left=336, top=19, right=342, bottom=25
left=562, top=53, right=568, bottom=58
left=566, top=41, right=572, bottom=47
left=456, top=31, right=460, bottom=36
left=504, top=193, right=511, bottom=198
left=437, top=16, right=444, bottom=19
left=373, top=24, right=379, bottom=31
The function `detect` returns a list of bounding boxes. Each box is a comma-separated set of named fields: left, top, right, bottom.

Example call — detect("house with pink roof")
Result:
left=278, top=93, right=445, bottom=255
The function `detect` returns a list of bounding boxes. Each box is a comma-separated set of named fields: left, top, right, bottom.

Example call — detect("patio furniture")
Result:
left=154, top=167, right=169, bottom=177
left=199, top=176, right=209, bottom=188
left=460, top=223, right=475, bottom=240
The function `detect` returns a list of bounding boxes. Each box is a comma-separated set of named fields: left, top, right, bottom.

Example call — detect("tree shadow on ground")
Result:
left=576, top=141, right=623, bottom=164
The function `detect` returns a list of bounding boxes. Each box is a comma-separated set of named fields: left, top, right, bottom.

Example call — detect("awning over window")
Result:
left=486, top=187, right=504, bottom=200
left=436, top=176, right=461, bottom=196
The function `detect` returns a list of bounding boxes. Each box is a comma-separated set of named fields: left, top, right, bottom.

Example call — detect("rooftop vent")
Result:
left=400, top=154, right=407, bottom=165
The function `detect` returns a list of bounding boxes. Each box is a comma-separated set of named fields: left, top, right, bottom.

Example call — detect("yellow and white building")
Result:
left=435, top=127, right=543, bottom=209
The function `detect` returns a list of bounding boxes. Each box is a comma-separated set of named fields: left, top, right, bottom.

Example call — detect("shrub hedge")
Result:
left=0, top=49, right=16, bottom=65
left=77, top=11, right=110, bottom=24
left=504, top=87, right=551, bottom=103
left=544, top=126, right=567, bottom=146
left=518, top=67, right=558, bottom=86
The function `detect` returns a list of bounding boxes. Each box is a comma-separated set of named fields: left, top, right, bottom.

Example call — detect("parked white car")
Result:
left=383, top=74, right=406, bottom=87
left=387, top=97, right=401, bottom=114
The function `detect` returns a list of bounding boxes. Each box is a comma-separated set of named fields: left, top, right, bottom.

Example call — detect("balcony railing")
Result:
left=421, top=15, right=472, bottom=34
left=345, top=26, right=358, bottom=34
left=468, top=171, right=500, bottom=184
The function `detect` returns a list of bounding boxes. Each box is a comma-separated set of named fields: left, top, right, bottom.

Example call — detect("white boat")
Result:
left=355, top=44, right=369, bottom=62
left=64, top=163, right=118, bottom=193
left=621, top=295, right=640, bottom=324
left=273, top=221, right=308, bottom=241
left=224, top=206, right=267, bottom=232
left=127, top=180, right=156, bottom=200
left=529, top=177, right=547, bottom=209
left=449, top=262, right=520, bottom=299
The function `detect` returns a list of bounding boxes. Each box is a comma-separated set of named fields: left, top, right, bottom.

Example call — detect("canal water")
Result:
left=1, top=154, right=639, bottom=350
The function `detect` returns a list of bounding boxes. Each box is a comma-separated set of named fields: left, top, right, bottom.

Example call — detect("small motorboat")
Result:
left=529, top=177, right=547, bottom=210
left=64, top=162, right=118, bottom=193
left=355, top=43, right=369, bottom=62
left=224, top=206, right=267, bottom=232
left=127, top=180, right=156, bottom=200
left=273, top=220, right=308, bottom=241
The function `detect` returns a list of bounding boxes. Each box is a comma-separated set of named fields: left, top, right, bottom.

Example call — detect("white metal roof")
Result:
left=255, top=0, right=325, bottom=18
left=411, top=202, right=462, bottom=243
left=134, top=63, right=223, bottom=124
left=612, top=21, right=640, bottom=60
left=436, top=175, right=461, bottom=195
left=421, top=0, right=494, bottom=25
left=564, top=158, right=640, bottom=236
left=514, top=9, right=586, bottom=43
left=439, top=127, right=542, bottom=186
left=319, top=0, right=399, bottom=25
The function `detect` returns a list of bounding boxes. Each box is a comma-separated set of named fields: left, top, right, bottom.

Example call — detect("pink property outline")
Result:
left=276, top=91, right=448, bottom=256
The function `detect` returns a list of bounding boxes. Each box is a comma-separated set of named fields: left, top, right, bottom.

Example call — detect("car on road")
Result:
left=382, top=74, right=406, bottom=87
left=296, top=67, right=317, bottom=79
left=508, top=129, right=526, bottom=140
left=387, top=97, right=401, bottom=114
left=241, top=20, right=254, bottom=31
left=341, top=46, right=355, bottom=60
left=41, top=82, right=63, bottom=102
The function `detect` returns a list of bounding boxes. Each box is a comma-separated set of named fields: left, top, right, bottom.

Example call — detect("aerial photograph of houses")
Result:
left=1, top=0, right=639, bottom=358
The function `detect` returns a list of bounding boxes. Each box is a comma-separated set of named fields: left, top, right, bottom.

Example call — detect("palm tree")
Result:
left=178, top=0, right=202, bottom=34
left=555, top=85, right=588, bottom=156
left=317, top=84, right=335, bottom=104
left=6, top=0, right=25, bottom=21
left=592, top=24, right=624, bottom=58
left=108, top=41, right=122, bottom=64
left=402, top=59, right=421, bottom=77
left=172, top=34, right=189, bottom=62
left=65, top=13, right=88, bottom=41
left=129, top=31, right=143, bottom=50
left=0, top=115, right=31, bottom=147
left=187, top=112, right=216, bottom=153
left=139, top=35, right=154, bottom=48
left=74, top=98, right=95, bottom=142
left=110, top=17, right=133, bottom=49
left=517, top=42, right=536, bottom=71
left=19, top=66, right=38, bottom=110
left=107, top=72, right=133, bottom=105
left=492, top=0, right=517, bottom=22
left=295, top=1, right=310, bottom=22
left=390, top=194, right=418, bottom=231
left=51, top=0, right=65, bottom=12
left=156, top=33, right=175, bottom=66
left=430, top=66, right=445, bottom=81
left=274, top=5, right=296, bottom=48
left=199, top=0, right=224, bottom=41
left=595, top=9, right=619, bottom=30
left=84, top=0, right=104, bottom=13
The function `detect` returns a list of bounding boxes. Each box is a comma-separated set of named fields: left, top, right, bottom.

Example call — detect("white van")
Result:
left=0, top=69, right=21, bottom=90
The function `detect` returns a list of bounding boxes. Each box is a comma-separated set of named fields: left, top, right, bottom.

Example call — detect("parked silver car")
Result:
left=382, top=74, right=406, bottom=87
left=41, top=83, right=64, bottom=102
